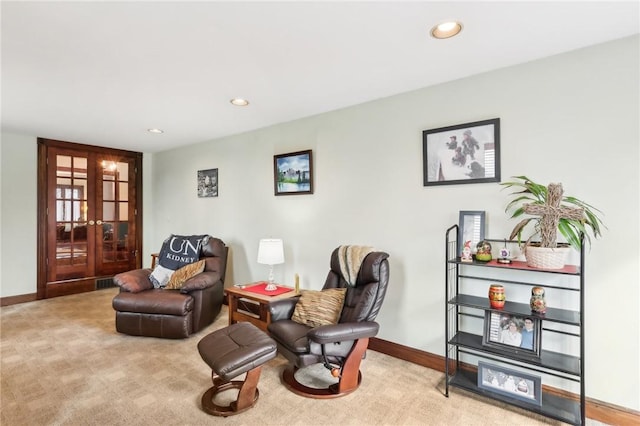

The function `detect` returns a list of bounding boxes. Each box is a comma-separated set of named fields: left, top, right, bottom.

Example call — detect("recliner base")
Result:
left=281, top=337, right=369, bottom=399
left=282, top=365, right=362, bottom=399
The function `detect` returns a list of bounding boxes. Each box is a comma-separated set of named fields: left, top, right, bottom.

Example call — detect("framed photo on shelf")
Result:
left=478, top=361, right=542, bottom=406
left=483, top=311, right=541, bottom=357
left=197, top=168, right=218, bottom=198
left=273, top=150, right=314, bottom=196
left=458, top=210, right=486, bottom=255
left=422, top=118, right=500, bottom=187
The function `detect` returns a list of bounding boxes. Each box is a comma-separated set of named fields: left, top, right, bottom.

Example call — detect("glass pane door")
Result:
left=95, top=157, right=136, bottom=275
left=49, top=151, right=95, bottom=281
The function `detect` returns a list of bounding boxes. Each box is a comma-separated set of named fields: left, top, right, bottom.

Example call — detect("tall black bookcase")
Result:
left=445, top=225, right=585, bottom=425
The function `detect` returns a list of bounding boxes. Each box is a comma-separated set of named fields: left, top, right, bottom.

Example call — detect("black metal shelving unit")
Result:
left=445, top=225, right=585, bottom=425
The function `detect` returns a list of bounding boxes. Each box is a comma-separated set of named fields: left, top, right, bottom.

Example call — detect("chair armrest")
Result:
left=180, top=271, right=222, bottom=293
left=307, top=321, right=379, bottom=345
left=113, top=268, right=153, bottom=293
left=269, top=297, right=301, bottom=321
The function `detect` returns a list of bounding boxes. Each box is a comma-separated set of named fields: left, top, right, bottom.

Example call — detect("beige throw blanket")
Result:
left=338, top=245, right=374, bottom=287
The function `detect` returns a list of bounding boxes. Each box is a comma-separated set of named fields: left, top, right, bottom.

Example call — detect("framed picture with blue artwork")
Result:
left=274, top=150, right=313, bottom=196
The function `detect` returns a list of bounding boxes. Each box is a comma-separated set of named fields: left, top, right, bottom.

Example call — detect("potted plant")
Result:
left=501, top=176, right=605, bottom=269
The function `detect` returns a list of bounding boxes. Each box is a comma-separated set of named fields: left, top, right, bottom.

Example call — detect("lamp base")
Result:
left=265, top=282, right=278, bottom=291
left=265, top=265, right=278, bottom=291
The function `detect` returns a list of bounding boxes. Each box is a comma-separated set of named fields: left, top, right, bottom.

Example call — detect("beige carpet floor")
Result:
left=1, top=288, right=592, bottom=425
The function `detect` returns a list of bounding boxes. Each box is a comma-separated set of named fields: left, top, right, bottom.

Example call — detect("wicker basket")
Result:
left=525, top=245, right=570, bottom=269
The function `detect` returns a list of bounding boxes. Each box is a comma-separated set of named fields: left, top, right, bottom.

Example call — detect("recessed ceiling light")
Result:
left=430, top=21, right=463, bottom=39
left=230, top=98, right=250, bottom=106
left=147, top=128, right=164, bottom=134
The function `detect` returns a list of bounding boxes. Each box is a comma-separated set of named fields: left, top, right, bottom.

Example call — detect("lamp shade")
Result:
left=257, top=239, right=284, bottom=265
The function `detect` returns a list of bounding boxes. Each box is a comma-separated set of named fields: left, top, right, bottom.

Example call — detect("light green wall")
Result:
left=1, top=35, right=638, bottom=409
left=0, top=136, right=156, bottom=293
left=151, top=35, right=640, bottom=409
left=0, top=133, right=38, bottom=297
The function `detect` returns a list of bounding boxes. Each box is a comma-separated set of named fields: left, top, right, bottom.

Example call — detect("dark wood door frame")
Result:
left=37, top=138, right=143, bottom=299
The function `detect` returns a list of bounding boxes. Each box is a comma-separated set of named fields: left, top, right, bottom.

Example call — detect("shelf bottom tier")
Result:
left=448, top=368, right=583, bottom=425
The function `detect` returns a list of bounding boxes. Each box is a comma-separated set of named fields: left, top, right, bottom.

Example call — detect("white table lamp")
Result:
left=257, top=238, right=284, bottom=291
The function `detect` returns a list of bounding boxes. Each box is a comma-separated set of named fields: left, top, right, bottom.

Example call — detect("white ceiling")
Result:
left=2, top=1, right=639, bottom=153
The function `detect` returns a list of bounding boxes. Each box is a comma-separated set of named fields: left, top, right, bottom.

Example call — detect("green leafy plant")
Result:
left=501, top=176, right=605, bottom=251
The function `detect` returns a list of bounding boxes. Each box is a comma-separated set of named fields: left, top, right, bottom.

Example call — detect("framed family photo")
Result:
left=483, top=311, right=541, bottom=358
left=274, top=150, right=314, bottom=196
left=197, top=168, right=218, bottom=198
left=423, top=118, right=500, bottom=186
left=477, top=361, right=542, bottom=406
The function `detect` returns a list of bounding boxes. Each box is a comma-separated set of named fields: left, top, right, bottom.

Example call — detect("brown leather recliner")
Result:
left=112, top=237, right=228, bottom=339
left=268, top=247, right=390, bottom=398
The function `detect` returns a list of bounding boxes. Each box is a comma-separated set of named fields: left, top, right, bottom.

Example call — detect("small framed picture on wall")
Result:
left=273, top=150, right=314, bottom=195
left=197, top=168, right=218, bottom=198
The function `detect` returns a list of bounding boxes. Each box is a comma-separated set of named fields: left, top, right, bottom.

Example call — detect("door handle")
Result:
left=96, top=220, right=103, bottom=225
left=89, top=220, right=95, bottom=225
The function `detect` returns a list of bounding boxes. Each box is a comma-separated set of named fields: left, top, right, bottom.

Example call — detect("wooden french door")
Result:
left=37, top=139, right=142, bottom=298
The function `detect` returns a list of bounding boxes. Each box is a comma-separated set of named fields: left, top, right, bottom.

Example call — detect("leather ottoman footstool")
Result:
left=197, top=322, right=277, bottom=417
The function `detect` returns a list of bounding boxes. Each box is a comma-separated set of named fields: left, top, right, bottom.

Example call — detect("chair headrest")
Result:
left=329, top=247, right=389, bottom=287
left=325, top=247, right=390, bottom=323
left=201, top=237, right=226, bottom=258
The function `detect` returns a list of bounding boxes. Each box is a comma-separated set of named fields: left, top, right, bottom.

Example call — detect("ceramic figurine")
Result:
left=498, top=240, right=512, bottom=264
left=475, top=240, right=492, bottom=262
left=488, top=284, right=506, bottom=309
left=530, top=286, right=547, bottom=313
left=461, top=240, right=473, bottom=262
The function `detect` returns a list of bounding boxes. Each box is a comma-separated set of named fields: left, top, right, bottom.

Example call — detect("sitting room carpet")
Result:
left=1, top=288, right=592, bottom=425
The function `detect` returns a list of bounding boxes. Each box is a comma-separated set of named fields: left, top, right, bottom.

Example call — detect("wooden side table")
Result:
left=226, top=283, right=298, bottom=332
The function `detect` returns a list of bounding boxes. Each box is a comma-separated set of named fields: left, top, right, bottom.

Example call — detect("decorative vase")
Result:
left=530, top=286, right=547, bottom=313
left=488, top=284, right=506, bottom=309
left=476, top=240, right=493, bottom=262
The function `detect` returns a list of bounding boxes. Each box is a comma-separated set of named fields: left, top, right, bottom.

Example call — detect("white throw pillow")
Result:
left=149, top=264, right=174, bottom=289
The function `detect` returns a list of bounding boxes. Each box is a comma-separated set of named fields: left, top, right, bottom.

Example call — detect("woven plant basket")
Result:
left=525, top=245, right=570, bottom=269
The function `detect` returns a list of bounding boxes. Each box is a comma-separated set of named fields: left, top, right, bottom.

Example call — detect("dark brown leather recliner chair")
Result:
left=267, top=248, right=390, bottom=398
left=112, top=237, right=228, bottom=339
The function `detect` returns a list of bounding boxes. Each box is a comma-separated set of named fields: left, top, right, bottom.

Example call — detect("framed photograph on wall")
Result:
left=458, top=210, right=486, bottom=255
left=197, top=168, right=218, bottom=198
left=423, top=118, right=500, bottom=186
left=274, top=150, right=314, bottom=195
left=483, top=311, right=541, bottom=358
left=478, top=361, right=542, bottom=406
